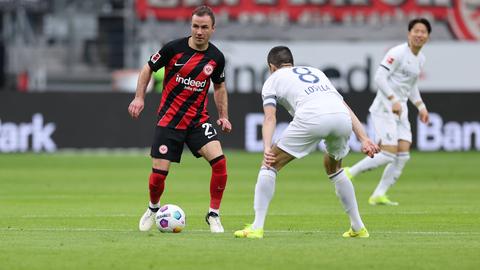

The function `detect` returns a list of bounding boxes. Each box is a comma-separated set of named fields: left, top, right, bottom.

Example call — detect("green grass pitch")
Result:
left=1, top=151, right=479, bottom=270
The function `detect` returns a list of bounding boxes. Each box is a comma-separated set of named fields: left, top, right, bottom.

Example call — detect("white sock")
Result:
left=329, top=169, right=365, bottom=231
left=149, top=202, right=160, bottom=209
left=209, top=208, right=219, bottom=215
left=372, top=152, right=410, bottom=197
left=350, top=151, right=396, bottom=177
left=252, top=167, right=277, bottom=230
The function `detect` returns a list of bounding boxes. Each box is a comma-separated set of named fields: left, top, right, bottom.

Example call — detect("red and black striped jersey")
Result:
left=148, top=37, right=225, bottom=130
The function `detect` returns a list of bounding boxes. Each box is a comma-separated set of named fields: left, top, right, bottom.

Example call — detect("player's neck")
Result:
left=270, top=63, right=293, bottom=73
left=188, top=37, right=209, bottom=51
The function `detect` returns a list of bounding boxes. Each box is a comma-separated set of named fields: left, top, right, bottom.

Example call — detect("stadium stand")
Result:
left=0, top=0, right=474, bottom=92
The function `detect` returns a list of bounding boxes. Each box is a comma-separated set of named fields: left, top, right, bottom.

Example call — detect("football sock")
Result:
left=209, top=208, right=219, bottom=215
left=209, top=155, right=227, bottom=210
left=149, top=202, right=160, bottom=212
left=149, top=168, right=168, bottom=206
left=252, top=166, right=277, bottom=230
left=372, top=152, right=410, bottom=197
left=329, top=169, right=365, bottom=231
left=350, top=151, right=396, bottom=177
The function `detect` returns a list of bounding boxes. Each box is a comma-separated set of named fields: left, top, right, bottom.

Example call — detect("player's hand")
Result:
left=392, top=101, right=402, bottom=117
left=361, top=139, right=380, bottom=158
left=262, top=148, right=276, bottom=168
left=216, top=118, right=232, bottom=133
left=419, top=108, right=429, bottom=124
left=128, top=97, right=144, bottom=119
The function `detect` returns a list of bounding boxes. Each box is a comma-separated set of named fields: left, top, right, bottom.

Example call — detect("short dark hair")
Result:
left=408, top=18, right=432, bottom=34
left=267, top=46, right=294, bottom=68
left=192, top=5, right=215, bottom=26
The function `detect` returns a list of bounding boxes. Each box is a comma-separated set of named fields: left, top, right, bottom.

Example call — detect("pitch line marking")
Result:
left=1, top=227, right=479, bottom=236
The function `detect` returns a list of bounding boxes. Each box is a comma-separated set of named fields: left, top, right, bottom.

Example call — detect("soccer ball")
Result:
left=155, top=204, right=186, bottom=233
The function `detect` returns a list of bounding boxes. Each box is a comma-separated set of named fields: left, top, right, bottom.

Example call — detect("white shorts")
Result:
left=371, top=112, right=412, bottom=145
left=276, top=112, right=351, bottom=160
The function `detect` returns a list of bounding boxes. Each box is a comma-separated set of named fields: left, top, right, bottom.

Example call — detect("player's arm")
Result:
left=408, top=83, right=429, bottom=124
left=374, top=66, right=402, bottom=117
left=128, top=64, right=153, bottom=119
left=262, top=104, right=277, bottom=166
left=375, top=48, right=402, bottom=116
left=213, top=82, right=232, bottom=133
left=343, top=101, right=380, bottom=158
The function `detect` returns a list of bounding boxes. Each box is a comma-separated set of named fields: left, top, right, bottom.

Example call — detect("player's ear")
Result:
left=268, top=63, right=276, bottom=73
left=212, top=22, right=216, bottom=31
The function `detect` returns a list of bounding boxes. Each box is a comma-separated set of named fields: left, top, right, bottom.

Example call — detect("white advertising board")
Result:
left=216, top=41, right=480, bottom=93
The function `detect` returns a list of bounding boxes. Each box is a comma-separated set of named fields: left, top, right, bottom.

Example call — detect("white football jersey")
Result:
left=370, top=43, right=426, bottom=114
left=261, top=66, right=348, bottom=118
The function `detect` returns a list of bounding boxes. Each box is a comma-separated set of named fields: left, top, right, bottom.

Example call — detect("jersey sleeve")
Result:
left=211, top=53, right=226, bottom=84
left=148, top=41, right=175, bottom=72
left=375, top=46, right=403, bottom=98
left=261, top=77, right=277, bottom=107
left=374, top=66, right=396, bottom=98
left=379, top=46, right=402, bottom=73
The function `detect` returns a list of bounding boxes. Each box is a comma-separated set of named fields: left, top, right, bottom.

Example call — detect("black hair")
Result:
left=267, top=46, right=294, bottom=68
left=192, top=5, right=215, bottom=26
left=408, top=18, right=432, bottom=34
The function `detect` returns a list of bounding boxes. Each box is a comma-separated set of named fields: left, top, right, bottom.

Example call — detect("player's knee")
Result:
left=210, top=155, right=227, bottom=175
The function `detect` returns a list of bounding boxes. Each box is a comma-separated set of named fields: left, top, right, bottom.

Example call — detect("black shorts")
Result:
left=150, top=121, right=219, bottom=163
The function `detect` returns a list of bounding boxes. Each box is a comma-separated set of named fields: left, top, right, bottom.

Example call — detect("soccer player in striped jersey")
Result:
left=344, top=18, right=431, bottom=206
left=128, top=6, right=231, bottom=233
left=234, top=46, right=379, bottom=238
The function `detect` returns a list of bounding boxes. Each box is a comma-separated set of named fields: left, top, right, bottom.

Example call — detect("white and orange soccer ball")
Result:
left=155, top=204, right=186, bottom=233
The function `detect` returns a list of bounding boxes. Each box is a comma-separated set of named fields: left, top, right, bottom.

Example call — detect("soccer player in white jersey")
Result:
left=344, top=18, right=431, bottom=206
left=234, top=46, right=379, bottom=239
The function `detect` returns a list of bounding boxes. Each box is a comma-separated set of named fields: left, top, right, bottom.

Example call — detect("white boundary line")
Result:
left=6, top=211, right=478, bottom=218
left=1, top=227, right=479, bottom=235
left=17, top=214, right=138, bottom=218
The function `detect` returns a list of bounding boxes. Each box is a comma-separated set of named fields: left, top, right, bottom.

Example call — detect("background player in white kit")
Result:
left=344, top=18, right=431, bottom=206
left=234, top=46, right=379, bottom=239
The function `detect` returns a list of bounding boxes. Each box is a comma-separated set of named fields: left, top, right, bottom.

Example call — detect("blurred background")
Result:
left=0, top=0, right=479, bottom=153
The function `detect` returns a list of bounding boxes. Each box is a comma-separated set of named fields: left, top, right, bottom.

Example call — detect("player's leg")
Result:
left=252, top=146, right=294, bottom=228
left=149, top=158, right=171, bottom=209
left=188, top=122, right=227, bottom=233
left=323, top=113, right=368, bottom=238
left=236, top=117, right=320, bottom=238
left=197, top=140, right=228, bottom=233
left=139, top=158, right=171, bottom=231
left=346, top=113, right=397, bottom=178
left=139, top=126, right=183, bottom=231
left=370, top=140, right=411, bottom=205
left=369, top=116, right=412, bottom=205
left=234, top=146, right=294, bottom=239
left=325, top=155, right=368, bottom=238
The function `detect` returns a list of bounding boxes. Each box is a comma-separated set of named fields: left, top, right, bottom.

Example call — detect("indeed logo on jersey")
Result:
left=175, top=74, right=207, bottom=91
